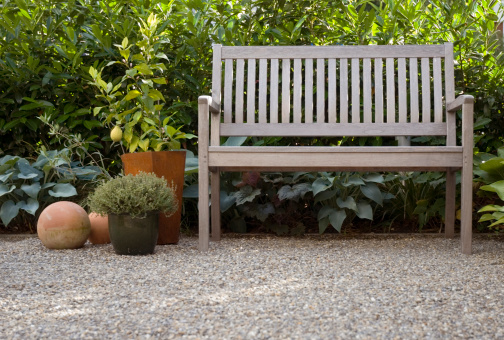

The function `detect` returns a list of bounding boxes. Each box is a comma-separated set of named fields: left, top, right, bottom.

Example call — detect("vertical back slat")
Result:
left=224, top=59, right=233, bottom=123
left=374, top=58, right=383, bottom=123
left=363, top=58, right=372, bottom=123
left=211, top=45, right=222, bottom=109
left=282, top=59, right=290, bottom=123
left=235, top=59, right=245, bottom=123
left=247, top=59, right=256, bottom=123
left=328, top=59, right=337, bottom=123
left=433, top=57, right=443, bottom=123
left=386, top=58, right=395, bottom=123
left=340, top=58, right=349, bottom=123
left=409, top=57, right=419, bottom=123
left=293, top=59, right=302, bottom=123
left=316, top=58, right=325, bottom=123
left=305, top=59, right=313, bottom=123
left=259, top=59, right=268, bottom=123
left=351, top=58, right=360, bottom=123
left=398, top=58, right=407, bottom=123
left=270, top=59, right=279, bottom=123
left=421, top=58, right=431, bottom=123
left=445, top=43, right=456, bottom=145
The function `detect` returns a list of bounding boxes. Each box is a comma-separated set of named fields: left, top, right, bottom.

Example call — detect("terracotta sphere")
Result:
left=37, top=201, right=91, bottom=249
left=88, top=213, right=110, bottom=244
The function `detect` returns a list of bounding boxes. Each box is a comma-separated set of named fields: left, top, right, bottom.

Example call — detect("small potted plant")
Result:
left=87, top=172, right=178, bottom=255
left=88, top=13, right=196, bottom=244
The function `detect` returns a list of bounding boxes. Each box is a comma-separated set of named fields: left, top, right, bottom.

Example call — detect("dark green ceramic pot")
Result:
left=108, top=212, right=159, bottom=255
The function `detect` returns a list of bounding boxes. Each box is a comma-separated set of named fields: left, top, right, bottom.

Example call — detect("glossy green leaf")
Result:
left=329, top=209, right=346, bottom=232
left=48, top=183, right=78, bottom=197
left=21, top=183, right=41, bottom=199
left=361, top=183, right=383, bottom=206
left=0, top=200, right=19, bottom=226
left=480, top=181, right=504, bottom=201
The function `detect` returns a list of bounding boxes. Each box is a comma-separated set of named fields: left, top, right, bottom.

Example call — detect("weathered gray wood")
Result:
left=317, top=58, right=325, bottom=123
left=270, top=59, right=279, bottom=123
left=363, top=58, right=372, bottom=123
left=220, top=122, right=448, bottom=137
left=445, top=43, right=456, bottom=145
left=294, top=59, right=302, bottom=123
left=305, top=59, right=313, bottom=123
left=221, top=45, right=446, bottom=59
left=235, top=59, right=245, bottom=123
left=433, top=57, right=443, bottom=123
left=211, top=171, right=221, bottom=241
left=259, top=59, right=268, bottom=123
left=247, top=59, right=256, bottom=123
left=374, top=58, right=383, bottom=123
left=224, top=59, right=233, bottom=123
left=398, top=58, right=407, bottom=123
left=410, top=57, right=419, bottom=123
left=445, top=169, right=456, bottom=238
left=386, top=58, right=395, bottom=123
left=328, top=59, right=337, bottom=123
left=461, top=97, right=474, bottom=254
left=340, top=59, right=349, bottom=123
left=282, top=59, right=290, bottom=123
left=211, top=45, right=222, bottom=111
left=198, top=96, right=211, bottom=251
left=351, top=58, right=360, bottom=123
left=421, top=58, right=431, bottom=123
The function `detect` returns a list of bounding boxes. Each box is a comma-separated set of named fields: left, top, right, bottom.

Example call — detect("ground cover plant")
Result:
left=1, top=0, right=503, bottom=233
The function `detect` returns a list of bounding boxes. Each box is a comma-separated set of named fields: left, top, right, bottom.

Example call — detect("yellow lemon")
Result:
left=110, top=126, right=122, bottom=142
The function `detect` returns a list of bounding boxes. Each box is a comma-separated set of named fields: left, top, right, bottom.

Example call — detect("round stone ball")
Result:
left=88, top=213, right=110, bottom=245
left=37, top=201, right=91, bottom=249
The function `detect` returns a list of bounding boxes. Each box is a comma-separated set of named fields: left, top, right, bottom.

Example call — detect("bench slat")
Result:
left=317, top=58, right=325, bottom=123
left=224, top=59, right=233, bottom=123
left=305, top=59, right=313, bottom=123
left=421, top=57, right=431, bottom=123
left=235, top=59, right=245, bottom=123
left=444, top=43, right=456, bottom=145
left=282, top=59, right=290, bottom=123
left=247, top=59, right=256, bottom=123
left=259, top=59, right=268, bottom=123
left=410, top=57, right=419, bottom=123
left=328, top=59, right=337, bottom=123
left=294, top=59, right=302, bottom=123
left=374, top=58, right=383, bottom=123
left=340, top=59, right=348, bottom=123
left=221, top=45, right=446, bottom=59
left=363, top=58, right=372, bottom=123
left=219, top=122, right=447, bottom=137
left=270, top=59, right=279, bottom=123
left=434, top=57, right=443, bottom=123
left=352, top=58, right=360, bottom=123
left=386, top=58, right=395, bottom=123
left=398, top=58, right=407, bottom=123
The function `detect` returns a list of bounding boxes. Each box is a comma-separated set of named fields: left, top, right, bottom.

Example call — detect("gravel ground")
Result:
left=1, top=234, right=504, bottom=339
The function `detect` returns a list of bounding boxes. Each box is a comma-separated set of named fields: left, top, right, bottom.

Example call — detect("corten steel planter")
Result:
left=121, top=151, right=186, bottom=245
left=108, top=213, right=159, bottom=255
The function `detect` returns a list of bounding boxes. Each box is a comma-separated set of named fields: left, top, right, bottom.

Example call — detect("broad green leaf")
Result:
left=277, top=183, right=312, bottom=202
left=479, top=158, right=504, bottom=176
left=0, top=200, right=20, bottom=226
left=0, top=172, right=13, bottom=182
left=17, top=160, right=42, bottom=179
left=182, top=184, right=199, bottom=198
left=312, top=178, right=333, bottom=196
left=121, top=37, right=129, bottom=49
left=232, top=186, right=261, bottom=205
left=363, top=173, right=384, bottom=183
left=18, top=198, right=39, bottom=215
left=361, top=182, right=383, bottom=206
left=134, top=63, right=153, bottom=75
left=329, top=209, right=346, bottom=232
left=21, top=183, right=41, bottom=199
left=0, top=184, right=16, bottom=197
left=48, top=183, right=77, bottom=197
left=314, top=189, right=337, bottom=203
left=319, top=216, right=330, bottom=234
left=219, top=190, right=236, bottom=213
left=480, top=181, right=504, bottom=201
left=336, top=196, right=357, bottom=211
left=125, top=90, right=141, bottom=101
left=318, top=205, right=336, bottom=220
left=356, top=201, right=373, bottom=220
left=222, top=136, right=247, bottom=146
left=42, top=71, right=52, bottom=86
left=478, top=204, right=504, bottom=213
left=138, top=139, right=150, bottom=151
left=129, top=135, right=139, bottom=152
left=152, top=77, right=167, bottom=85
left=342, top=175, right=365, bottom=187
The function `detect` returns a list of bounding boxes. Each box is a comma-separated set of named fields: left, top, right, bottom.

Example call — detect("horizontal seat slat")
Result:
left=221, top=45, right=446, bottom=59
left=208, top=146, right=463, bottom=171
left=219, top=122, right=447, bottom=137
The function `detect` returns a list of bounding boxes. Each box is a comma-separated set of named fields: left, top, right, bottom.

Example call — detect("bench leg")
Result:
left=211, top=170, right=221, bottom=241
left=198, top=162, right=210, bottom=251
left=460, top=165, right=472, bottom=255
left=444, top=169, right=456, bottom=238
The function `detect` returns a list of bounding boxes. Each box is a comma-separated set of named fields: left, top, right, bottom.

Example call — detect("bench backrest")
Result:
left=211, top=43, right=456, bottom=145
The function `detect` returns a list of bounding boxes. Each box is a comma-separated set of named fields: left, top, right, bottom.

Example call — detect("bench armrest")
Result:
left=447, top=95, right=474, bottom=112
left=198, top=95, right=220, bottom=114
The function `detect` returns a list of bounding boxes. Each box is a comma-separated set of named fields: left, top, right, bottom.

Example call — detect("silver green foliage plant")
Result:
left=88, top=172, right=178, bottom=218
left=0, top=149, right=102, bottom=228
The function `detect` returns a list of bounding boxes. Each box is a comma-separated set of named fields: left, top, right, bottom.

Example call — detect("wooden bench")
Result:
left=198, top=43, right=474, bottom=254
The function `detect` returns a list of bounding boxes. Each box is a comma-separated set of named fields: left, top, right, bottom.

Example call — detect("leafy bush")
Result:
left=0, top=149, right=103, bottom=230
left=87, top=172, right=178, bottom=218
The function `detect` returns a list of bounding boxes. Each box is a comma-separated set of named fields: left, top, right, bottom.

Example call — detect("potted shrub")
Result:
left=87, top=172, right=178, bottom=255
left=88, top=13, right=196, bottom=244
